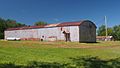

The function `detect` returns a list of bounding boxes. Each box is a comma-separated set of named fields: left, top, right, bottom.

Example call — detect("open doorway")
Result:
left=63, top=31, right=71, bottom=42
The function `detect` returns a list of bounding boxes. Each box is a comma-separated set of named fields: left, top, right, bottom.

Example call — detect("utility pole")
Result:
left=105, top=16, right=108, bottom=41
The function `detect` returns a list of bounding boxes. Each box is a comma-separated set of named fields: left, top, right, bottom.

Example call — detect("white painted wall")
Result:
left=5, top=26, right=80, bottom=42
left=37, top=27, right=63, bottom=41
left=70, top=26, right=79, bottom=41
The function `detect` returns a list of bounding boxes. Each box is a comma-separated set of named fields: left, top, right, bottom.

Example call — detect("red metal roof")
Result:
left=6, top=20, right=96, bottom=31
left=57, top=20, right=96, bottom=27
left=6, top=25, right=44, bottom=31
left=57, top=21, right=82, bottom=27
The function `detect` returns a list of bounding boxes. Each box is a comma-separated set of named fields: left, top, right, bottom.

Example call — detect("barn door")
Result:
left=63, top=31, right=71, bottom=42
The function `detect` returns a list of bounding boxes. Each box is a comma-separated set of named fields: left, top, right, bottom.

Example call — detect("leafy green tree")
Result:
left=112, top=25, right=120, bottom=40
left=0, top=18, right=26, bottom=39
left=97, top=25, right=120, bottom=40
left=34, top=21, right=47, bottom=26
left=97, top=25, right=113, bottom=36
left=0, top=18, right=7, bottom=38
left=97, top=25, right=106, bottom=36
left=6, top=19, right=26, bottom=28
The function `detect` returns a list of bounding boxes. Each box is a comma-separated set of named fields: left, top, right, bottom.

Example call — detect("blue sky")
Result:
left=0, top=0, right=120, bottom=27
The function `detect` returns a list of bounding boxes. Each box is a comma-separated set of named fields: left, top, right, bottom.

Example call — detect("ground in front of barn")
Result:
left=0, top=41, right=120, bottom=68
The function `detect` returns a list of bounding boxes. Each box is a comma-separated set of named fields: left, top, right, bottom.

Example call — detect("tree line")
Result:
left=0, top=18, right=27, bottom=39
left=0, top=18, right=47, bottom=39
left=97, top=25, right=120, bottom=40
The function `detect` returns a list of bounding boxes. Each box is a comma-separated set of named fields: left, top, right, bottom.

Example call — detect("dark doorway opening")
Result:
left=63, top=31, right=71, bottom=42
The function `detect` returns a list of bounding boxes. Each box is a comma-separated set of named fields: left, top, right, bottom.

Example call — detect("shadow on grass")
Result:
left=0, top=63, right=21, bottom=68
left=70, top=56, right=120, bottom=68
left=86, top=42, right=100, bottom=44
left=0, top=62, right=69, bottom=68
left=0, top=56, right=120, bottom=68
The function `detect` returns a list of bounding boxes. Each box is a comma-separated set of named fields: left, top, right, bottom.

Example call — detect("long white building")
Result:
left=4, top=20, right=97, bottom=42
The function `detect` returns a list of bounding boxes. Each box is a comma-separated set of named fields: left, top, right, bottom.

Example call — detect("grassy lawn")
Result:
left=0, top=40, right=120, bottom=68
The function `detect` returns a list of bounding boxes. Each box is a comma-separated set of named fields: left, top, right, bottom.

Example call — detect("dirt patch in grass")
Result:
left=54, top=44, right=120, bottom=49
left=25, top=41, right=120, bottom=49
left=1, top=41, right=120, bottom=49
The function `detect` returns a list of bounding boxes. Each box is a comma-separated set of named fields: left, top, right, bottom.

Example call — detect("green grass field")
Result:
left=0, top=41, right=120, bottom=68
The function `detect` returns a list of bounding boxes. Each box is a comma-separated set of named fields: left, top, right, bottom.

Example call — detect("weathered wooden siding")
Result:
left=79, top=21, right=96, bottom=42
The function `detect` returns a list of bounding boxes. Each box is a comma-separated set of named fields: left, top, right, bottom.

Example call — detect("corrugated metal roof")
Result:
left=44, top=23, right=60, bottom=27
left=6, top=25, right=44, bottom=30
left=6, top=20, right=96, bottom=31
left=57, top=21, right=82, bottom=27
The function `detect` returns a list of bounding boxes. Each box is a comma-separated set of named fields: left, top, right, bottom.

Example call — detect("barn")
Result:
left=4, top=20, right=97, bottom=42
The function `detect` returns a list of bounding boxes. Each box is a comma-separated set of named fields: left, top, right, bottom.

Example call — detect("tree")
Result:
left=97, top=25, right=113, bottom=36
left=97, top=25, right=106, bottom=36
left=112, top=25, right=120, bottom=40
left=0, top=18, right=7, bottom=39
left=6, top=19, right=26, bottom=28
left=34, top=21, right=47, bottom=26
left=97, top=25, right=120, bottom=40
left=0, top=18, right=27, bottom=39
